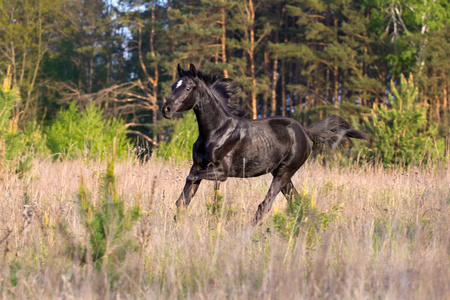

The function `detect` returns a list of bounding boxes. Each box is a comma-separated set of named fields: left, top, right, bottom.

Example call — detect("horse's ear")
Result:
left=189, top=64, right=197, bottom=77
left=177, top=64, right=184, bottom=77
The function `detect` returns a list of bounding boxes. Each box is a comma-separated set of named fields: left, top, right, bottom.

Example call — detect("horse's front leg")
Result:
left=175, top=163, right=228, bottom=218
left=176, top=165, right=203, bottom=208
left=175, top=178, right=202, bottom=208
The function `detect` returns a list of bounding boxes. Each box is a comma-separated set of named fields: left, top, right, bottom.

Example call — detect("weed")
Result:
left=206, top=185, right=236, bottom=222
left=206, top=188, right=224, bottom=217
left=16, top=156, right=33, bottom=180
left=273, top=187, right=342, bottom=246
left=0, top=158, right=448, bottom=298
left=9, top=260, right=20, bottom=287
left=78, top=139, right=141, bottom=271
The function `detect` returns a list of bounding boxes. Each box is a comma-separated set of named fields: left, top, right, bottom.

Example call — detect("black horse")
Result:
left=162, top=64, right=365, bottom=223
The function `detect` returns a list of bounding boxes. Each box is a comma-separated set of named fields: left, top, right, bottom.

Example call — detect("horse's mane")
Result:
left=181, top=69, right=247, bottom=117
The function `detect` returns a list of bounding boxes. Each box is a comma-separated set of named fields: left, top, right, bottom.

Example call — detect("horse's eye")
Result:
left=187, top=87, right=191, bottom=91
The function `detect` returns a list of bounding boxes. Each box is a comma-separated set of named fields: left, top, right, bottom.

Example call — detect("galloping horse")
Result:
left=162, top=64, right=365, bottom=223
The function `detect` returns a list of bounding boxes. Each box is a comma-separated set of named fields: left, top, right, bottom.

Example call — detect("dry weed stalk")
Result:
left=0, top=158, right=448, bottom=299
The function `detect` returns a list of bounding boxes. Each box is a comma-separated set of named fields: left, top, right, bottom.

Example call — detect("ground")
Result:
left=0, top=157, right=449, bottom=299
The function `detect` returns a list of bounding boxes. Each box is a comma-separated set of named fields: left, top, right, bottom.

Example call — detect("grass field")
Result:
left=0, top=157, right=449, bottom=299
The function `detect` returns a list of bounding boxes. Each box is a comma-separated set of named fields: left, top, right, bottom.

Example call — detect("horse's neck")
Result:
left=194, top=87, right=231, bottom=138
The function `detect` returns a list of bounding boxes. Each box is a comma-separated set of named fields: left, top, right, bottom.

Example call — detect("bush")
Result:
left=0, top=68, right=21, bottom=162
left=157, top=111, right=198, bottom=160
left=78, top=141, right=140, bottom=270
left=273, top=187, right=342, bottom=247
left=358, top=74, right=442, bottom=165
left=1, top=68, right=49, bottom=165
left=46, top=102, right=128, bottom=159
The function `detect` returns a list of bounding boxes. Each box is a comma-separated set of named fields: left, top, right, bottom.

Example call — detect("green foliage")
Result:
left=1, top=0, right=450, bottom=167
left=0, top=69, right=49, bottom=164
left=273, top=187, right=342, bottom=246
left=0, top=69, right=21, bottom=162
left=46, top=102, right=128, bottom=159
left=9, top=260, right=20, bottom=287
left=0, top=71, right=17, bottom=126
left=78, top=141, right=140, bottom=270
left=273, top=189, right=311, bottom=238
left=21, top=121, right=50, bottom=156
left=205, top=184, right=236, bottom=221
left=359, top=74, right=441, bottom=165
left=206, top=189, right=224, bottom=217
left=0, top=0, right=65, bottom=122
left=3, top=122, right=49, bottom=162
left=157, top=111, right=198, bottom=161
left=16, top=156, right=33, bottom=180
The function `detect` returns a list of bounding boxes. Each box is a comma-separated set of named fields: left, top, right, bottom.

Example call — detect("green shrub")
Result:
left=0, top=69, right=21, bottom=162
left=22, top=121, right=49, bottom=155
left=1, top=69, right=49, bottom=165
left=358, top=74, right=442, bottom=165
left=157, top=111, right=198, bottom=160
left=205, top=183, right=236, bottom=221
left=0, top=69, right=17, bottom=128
left=273, top=187, right=342, bottom=246
left=46, top=102, right=128, bottom=159
left=78, top=140, right=140, bottom=270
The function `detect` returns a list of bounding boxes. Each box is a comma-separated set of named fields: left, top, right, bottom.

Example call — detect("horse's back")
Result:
left=249, top=116, right=311, bottom=149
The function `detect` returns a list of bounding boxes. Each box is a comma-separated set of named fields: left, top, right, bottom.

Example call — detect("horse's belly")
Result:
left=228, top=153, right=282, bottom=178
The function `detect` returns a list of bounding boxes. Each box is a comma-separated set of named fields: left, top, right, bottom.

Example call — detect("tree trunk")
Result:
left=342, top=69, right=348, bottom=103
left=262, top=44, right=270, bottom=118
left=333, top=16, right=339, bottom=107
left=220, top=3, right=228, bottom=78
left=288, top=60, right=293, bottom=116
left=271, top=58, right=278, bottom=116
left=88, top=57, right=93, bottom=94
left=150, top=0, right=158, bottom=140
left=281, top=59, right=286, bottom=116
left=250, top=51, right=257, bottom=119
left=443, top=71, right=448, bottom=109
left=249, top=0, right=257, bottom=119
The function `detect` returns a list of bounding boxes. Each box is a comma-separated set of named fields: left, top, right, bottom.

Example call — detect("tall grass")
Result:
left=0, top=157, right=448, bottom=299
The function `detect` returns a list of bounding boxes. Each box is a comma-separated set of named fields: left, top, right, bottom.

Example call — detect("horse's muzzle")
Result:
left=162, top=104, right=172, bottom=119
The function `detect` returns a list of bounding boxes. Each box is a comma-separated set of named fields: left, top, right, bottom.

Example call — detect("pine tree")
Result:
left=228, top=0, right=272, bottom=119
left=362, top=74, right=439, bottom=165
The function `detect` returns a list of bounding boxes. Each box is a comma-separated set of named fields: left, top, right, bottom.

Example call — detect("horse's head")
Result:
left=162, top=64, right=199, bottom=119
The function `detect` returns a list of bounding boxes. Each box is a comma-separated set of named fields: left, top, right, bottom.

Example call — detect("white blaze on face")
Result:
left=176, top=80, right=183, bottom=89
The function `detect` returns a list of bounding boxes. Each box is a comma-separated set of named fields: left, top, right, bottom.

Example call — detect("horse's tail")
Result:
left=305, top=115, right=366, bottom=150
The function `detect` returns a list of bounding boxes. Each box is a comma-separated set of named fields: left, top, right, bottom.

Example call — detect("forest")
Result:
left=0, top=1, right=449, bottom=298
left=1, top=0, right=450, bottom=164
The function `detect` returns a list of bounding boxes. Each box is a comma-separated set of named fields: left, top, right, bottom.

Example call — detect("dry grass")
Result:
left=0, top=157, right=449, bottom=299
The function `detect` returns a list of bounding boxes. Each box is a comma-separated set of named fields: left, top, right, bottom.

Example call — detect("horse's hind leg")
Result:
left=280, top=180, right=299, bottom=205
left=253, top=176, right=289, bottom=225
left=272, top=169, right=299, bottom=205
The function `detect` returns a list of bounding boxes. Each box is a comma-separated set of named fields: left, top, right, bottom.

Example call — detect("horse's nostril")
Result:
left=164, top=106, right=171, bottom=113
